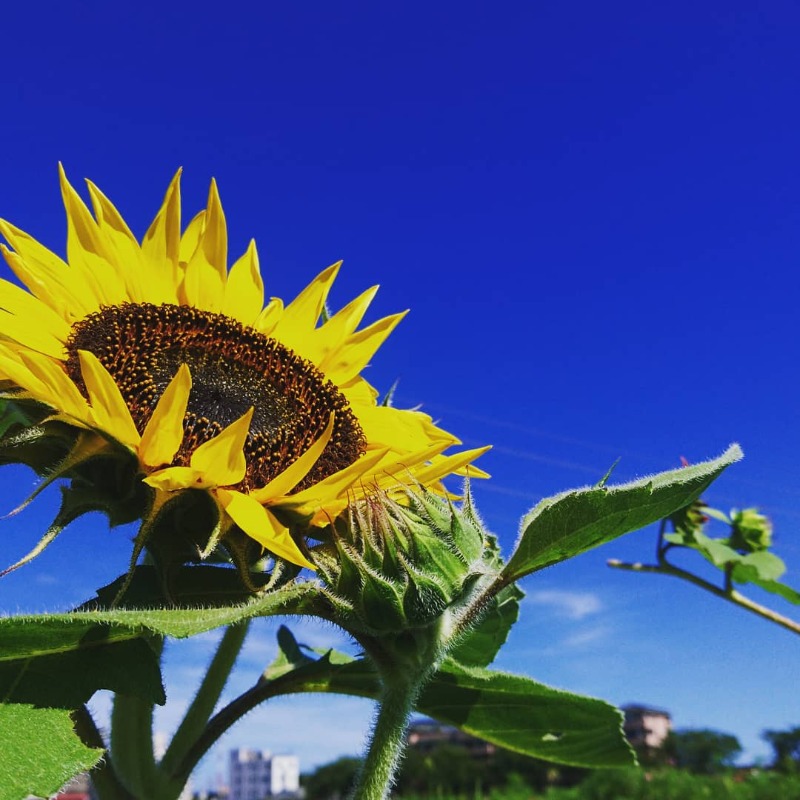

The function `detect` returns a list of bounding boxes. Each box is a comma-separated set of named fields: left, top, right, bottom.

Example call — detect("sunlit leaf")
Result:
left=504, top=445, right=742, bottom=582
left=0, top=704, right=102, bottom=800
left=260, top=627, right=633, bottom=768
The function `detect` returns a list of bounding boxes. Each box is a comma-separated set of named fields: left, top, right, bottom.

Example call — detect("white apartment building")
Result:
left=229, top=748, right=300, bottom=800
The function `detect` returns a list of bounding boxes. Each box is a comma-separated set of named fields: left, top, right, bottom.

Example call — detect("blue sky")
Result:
left=2, top=0, right=800, bottom=789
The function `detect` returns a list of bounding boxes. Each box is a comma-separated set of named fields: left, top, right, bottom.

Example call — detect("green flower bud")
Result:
left=728, top=507, right=772, bottom=553
left=311, top=485, right=492, bottom=636
left=669, top=499, right=709, bottom=542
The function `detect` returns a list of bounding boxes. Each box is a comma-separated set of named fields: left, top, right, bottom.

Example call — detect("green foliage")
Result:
left=504, top=445, right=741, bottom=582
left=0, top=635, right=164, bottom=708
left=665, top=729, right=741, bottom=775
left=448, top=579, right=524, bottom=668
left=0, top=442, right=743, bottom=797
left=394, top=741, right=562, bottom=795
left=543, top=767, right=800, bottom=800
left=259, top=626, right=634, bottom=768
left=763, top=726, right=800, bottom=773
left=419, top=660, right=633, bottom=767
left=0, top=704, right=102, bottom=800
left=303, top=756, right=362, bottom=800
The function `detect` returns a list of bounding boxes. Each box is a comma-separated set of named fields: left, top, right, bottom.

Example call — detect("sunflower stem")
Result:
left=350, top=667, right=426, bottom=800
left=108, top=637, right=173, bottom=799
left=161, top=621, right=250, bottom=779
left=71, top=705, right=135, bottom=800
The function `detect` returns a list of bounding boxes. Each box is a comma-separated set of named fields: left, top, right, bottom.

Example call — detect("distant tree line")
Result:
left=302, top=724, right=800, bottom=799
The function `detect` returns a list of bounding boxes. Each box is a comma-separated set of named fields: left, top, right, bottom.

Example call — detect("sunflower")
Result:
left=0, top=167, right=488, bottom=573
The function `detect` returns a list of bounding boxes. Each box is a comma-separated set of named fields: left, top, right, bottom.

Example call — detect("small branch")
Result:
left=71, top=705, right=135, bottom=800
left=656, top=518, right=668, bottom=563
left=608, top=559, right=800, bottom=637
left=170, top=655, right=358, bottom=786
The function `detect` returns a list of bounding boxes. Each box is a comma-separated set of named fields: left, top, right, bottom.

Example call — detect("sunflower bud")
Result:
left=668, top=499, right=709, bottom=541
left=311, top=484, right=492, bottom=636
left=728, top=507, right=772, bottom=553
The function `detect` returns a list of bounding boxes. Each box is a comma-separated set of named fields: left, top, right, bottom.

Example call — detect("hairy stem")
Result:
left=71, top=705, right=134, bottom=800
left=607, top=559, right=800, bottom=637
left=161, top=621, right=250, bottom=778
left=350, top=673, right=423, bottom=800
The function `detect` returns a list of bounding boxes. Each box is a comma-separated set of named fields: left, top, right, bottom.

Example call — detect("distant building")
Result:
left=229, top=748, right=300, bottom=800
left=622, top=704, right=672, bottom=750
left=406, top=719, right=495, bottom=758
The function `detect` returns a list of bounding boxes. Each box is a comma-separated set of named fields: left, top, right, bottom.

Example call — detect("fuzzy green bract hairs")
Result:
left=311, top=485, right=493, bottom=636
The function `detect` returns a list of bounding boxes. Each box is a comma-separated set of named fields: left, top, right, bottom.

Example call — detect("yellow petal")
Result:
left=0, top=349, right=48, bottom=397
left=272, top=262, right=341, bottom=349
left=0, top=278, right=71, bottom=343
left=216, top=489, right=315, bottom=569
left=404, top=446, right=492, bottom=488
left=85, top=179, right=148, bottom=303
left=355, top=403, right=459, bottom=454
left=182, top=180, right=227, bottom=312
left=141, top=169, right=183, bottom=302
left=143, top=466, right=204, bottom=491
left=320, top=311, right=407, bottom=385
left=287, top=447, right=389, bottom=510
left=189, top=407, right=252, bottom=486
left=0, top=232, right=92, bottom=321
left=0, top=310, right=67, bottom=360
left=59, top=164, right=128, bottom=307
left=222, top=239, right=264, bottom=325
left=78, top=350, right=140, bottom=449
left=179, top=210, right=206, bottom=263
left=301, top=285, right=378, bottom=367
left=139, top=364, right=192, bottom=468
left=18, top=351, right=91, bottom=423
left=254, top=297, right=283, bottom=336
left=250, top=413, right=335, bottom=503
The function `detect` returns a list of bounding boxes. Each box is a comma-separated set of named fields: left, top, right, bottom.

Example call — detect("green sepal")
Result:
left=449, top=580, right=525, bottom=668
left=357, top=564, right=408, bottom=632
left=448, top=497, right=484, bottom=564
left=402, top=562, right=451, bottom=624
left=0, top=420, right=77, bottom=474
left=408, top=528, right=467, bottom=593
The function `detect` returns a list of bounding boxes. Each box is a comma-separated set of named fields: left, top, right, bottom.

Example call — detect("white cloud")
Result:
left=560, top=625, right=610, bottom=648
left=526, top=589, right=602, bottom=620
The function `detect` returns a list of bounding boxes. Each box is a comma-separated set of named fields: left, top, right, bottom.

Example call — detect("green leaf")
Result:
left=734, top=551, right=786, bottom=582
left=670, top=530, right=788, bottom=583
left=0, top=704, right=102, bottom=800
left=259, top=628, right=632, bottom=768
left=668, top=529, right=741, bottom=569
left=0, top=636, right=164, bottom=709
left=420, top=660, right=634, bottom=767
left=79, top=564, right=280, bottom=610
left=0, top=580, right=320, bottom=657
left=263, top=625, right=356, bottom=682
left=736, top=574, right=800, bottom=605
left=0, top=396, right=37, bottom=438
left=504, top=444, right=742, bottom=582
left=448, top=582, right=524, bottom=668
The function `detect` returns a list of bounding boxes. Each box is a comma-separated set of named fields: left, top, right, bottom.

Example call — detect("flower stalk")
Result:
left=351, top=670, right=427, bottom=800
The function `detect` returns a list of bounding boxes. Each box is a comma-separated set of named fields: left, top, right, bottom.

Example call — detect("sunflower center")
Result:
left=64, top=303, right=366, bottom=492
